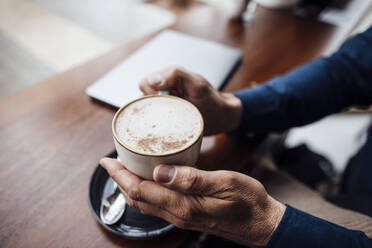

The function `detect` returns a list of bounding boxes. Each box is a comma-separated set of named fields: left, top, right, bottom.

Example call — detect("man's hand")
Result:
left=100, top=158, right=286, bottom=247
left=139, top=66, right=243, bottom=136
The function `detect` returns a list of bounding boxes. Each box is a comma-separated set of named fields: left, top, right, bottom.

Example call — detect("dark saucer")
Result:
left=88, top=151, right=175, bottom=239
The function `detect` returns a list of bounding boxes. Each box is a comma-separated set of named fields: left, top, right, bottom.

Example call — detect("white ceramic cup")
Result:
left=112, top=95, right=204, bottom=180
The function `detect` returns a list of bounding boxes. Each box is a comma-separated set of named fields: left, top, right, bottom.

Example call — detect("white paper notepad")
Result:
left=86, top=30, right=242, bottom=108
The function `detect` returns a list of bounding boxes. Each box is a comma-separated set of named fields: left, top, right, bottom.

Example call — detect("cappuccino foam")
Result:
left=115, top=96, right=203, bottom=155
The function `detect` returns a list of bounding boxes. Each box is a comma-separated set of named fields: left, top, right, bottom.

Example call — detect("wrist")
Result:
left=257, top=196, right=286, bottom=247
left=221, top=92, right=243, bottom=132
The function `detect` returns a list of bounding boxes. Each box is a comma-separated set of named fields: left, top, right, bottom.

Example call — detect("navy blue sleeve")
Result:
left=233, top=26, right=372, bottom=134
left=267, top=205, right=372, bottom=248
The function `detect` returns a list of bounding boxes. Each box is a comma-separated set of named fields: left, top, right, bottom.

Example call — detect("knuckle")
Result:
left=198, top=82, right=210, bottom=93
left=168, top=66, right=185, bottom=79
left=214, top=172, right=239, bottom=194
left=127, top=180, right=146, bottom=201
left=131, top=180, right=148, bottom=201
left=159, top=196, right=171, bottom=209
left=177, top=206, right=194, bottom=222
left=128, top=186, right=141, bottom=201
left=111, top=170, right=123, bottom=183
left=224, top=172, right=239, bottom=186
left=182, top=169, right=199, bottom=193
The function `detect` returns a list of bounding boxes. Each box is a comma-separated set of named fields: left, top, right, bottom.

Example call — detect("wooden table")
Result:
left=0, top=2, right=345, bottom=247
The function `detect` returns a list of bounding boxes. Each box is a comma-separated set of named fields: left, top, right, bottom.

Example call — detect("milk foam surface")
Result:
left=115, top=97, right=202, bottom=155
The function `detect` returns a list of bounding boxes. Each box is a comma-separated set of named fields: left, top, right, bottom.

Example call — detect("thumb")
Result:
left=153, top=165, right=216, bottom=195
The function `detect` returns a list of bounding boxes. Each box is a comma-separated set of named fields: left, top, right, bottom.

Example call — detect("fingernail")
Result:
left=155, top=165, right=175, bottom=183
left=100, top=157, right=116, bottom=171
left=99, top=157, right=110, bottom=168
left=148, top=75, right=164, bottom=85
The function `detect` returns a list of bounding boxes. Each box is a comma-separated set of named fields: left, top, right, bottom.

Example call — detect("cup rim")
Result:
left=112, top=95, right=204, bottom=157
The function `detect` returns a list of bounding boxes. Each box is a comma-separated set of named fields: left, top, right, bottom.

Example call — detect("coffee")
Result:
left=114, top=96, right=203, bottom=156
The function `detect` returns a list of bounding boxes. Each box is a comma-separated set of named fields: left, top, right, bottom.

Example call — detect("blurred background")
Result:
left=0, top=0, right=177, bottom=98
left=0, top=0, right=252, bottom=98
left=1, top=0, right=371, bottom=98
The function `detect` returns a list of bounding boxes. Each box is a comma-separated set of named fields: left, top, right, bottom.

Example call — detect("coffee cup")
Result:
left=112, top=95, right=204, bottom=180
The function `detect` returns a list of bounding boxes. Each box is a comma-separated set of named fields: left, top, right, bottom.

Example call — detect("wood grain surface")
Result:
left=0, top=2, right=352, bottom=247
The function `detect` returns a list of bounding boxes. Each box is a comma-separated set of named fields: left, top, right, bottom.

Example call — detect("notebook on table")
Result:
left=86, top=30, right=242, bottom=108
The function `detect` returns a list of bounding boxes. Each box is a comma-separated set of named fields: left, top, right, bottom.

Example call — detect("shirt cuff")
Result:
left=267, top=205, right=372, bottom=248
left=226, top=87, right=278, bottom=141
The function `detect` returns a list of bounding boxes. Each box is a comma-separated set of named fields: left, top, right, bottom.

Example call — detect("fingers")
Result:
left=122, top=191, right=195, bottom=230
left=100, top=157, right=184, bottom=209
left=100, top=158, right=202, bottom=228
left=139, top=66, right=186, bottom=95
left=153, top=165, right=224, bottom=195
left=139, top=73, right=161, bottom=95
left=100, top=158, right=230, bottom=231
left=121, top=189, right=176, bottom=224
left=100, top=158, right=142, bottom=199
